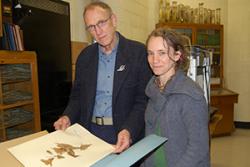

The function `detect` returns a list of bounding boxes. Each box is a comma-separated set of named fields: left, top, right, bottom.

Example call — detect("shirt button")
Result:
left=107, top=75, right=110, bottom=78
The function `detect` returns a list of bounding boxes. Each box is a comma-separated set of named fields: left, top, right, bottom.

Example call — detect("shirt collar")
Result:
left=98, top=32, right=119, bottom=56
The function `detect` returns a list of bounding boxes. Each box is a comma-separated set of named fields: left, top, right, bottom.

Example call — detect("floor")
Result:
left=210, top=128, right=250, bottom=167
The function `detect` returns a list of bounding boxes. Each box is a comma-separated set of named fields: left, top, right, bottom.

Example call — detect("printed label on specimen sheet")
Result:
left=8, top=123, right=114, bottom=167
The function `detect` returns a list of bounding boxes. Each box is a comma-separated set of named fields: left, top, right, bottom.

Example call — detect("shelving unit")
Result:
left=0, top=51, right=41, bottom=141
left=156, top=23, right=224, bottom=88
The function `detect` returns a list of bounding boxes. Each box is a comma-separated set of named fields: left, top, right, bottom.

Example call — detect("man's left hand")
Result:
left=113, top=129, right=132, bottom=153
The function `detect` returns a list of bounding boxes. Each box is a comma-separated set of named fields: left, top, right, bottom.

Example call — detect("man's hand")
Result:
left=114, top=129, right=132, bottom=153
left=53, top=116, right=71, bottom=130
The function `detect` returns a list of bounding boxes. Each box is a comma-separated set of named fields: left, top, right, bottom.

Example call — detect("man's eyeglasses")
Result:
left=86, top=15, right=112, bottom=32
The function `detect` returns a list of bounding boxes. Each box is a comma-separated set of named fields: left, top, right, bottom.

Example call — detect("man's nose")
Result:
left=94, top=25, right=102, bottom=35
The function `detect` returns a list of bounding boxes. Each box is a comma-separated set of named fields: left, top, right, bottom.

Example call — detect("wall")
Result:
left=63, top=0, right=90, bottom=42
left=63, top=0, right=158, bottom=44
left=99, top=0, right=158, bottom=43
left=226, top=0, right=250, bottom=122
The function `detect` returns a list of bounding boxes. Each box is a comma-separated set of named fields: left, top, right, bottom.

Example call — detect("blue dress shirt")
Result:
left=93, top=37, right=119, bottom=117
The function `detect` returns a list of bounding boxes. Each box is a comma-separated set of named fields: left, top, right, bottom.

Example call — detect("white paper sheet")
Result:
left=8, top=123, right=114, bottom=167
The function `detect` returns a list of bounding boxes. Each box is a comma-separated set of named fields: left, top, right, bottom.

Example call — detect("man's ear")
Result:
left=111, top=14, right=117, bottom=27
left=174, top=51, right=181, bottom=61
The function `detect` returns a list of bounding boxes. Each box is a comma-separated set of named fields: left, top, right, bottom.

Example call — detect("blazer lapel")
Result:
left=113, top=48, right=130, bottom=102
left=83, top=47, right=98, bottom=116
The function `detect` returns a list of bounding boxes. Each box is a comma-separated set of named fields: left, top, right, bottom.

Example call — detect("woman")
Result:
left=142, top=28, right=210, bottom=167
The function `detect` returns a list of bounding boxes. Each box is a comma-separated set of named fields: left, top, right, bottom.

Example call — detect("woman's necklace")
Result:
left=155, top=78, right=166, bottom=92
left=155, top=75, right=174, bottom=92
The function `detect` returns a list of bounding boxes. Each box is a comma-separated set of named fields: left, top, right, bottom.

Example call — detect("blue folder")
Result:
left=91, top=134, right=168, bottom=167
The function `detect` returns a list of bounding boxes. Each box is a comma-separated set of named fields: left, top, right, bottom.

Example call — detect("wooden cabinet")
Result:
left=0, top=51, right=41, bottom=141
left=210, top=88, right=238, bottom=136
left=156, top=23, right=224, bottom=88
left=0, top=0, right=2, bottom=37
left=71, top=41, right=88, bottom=81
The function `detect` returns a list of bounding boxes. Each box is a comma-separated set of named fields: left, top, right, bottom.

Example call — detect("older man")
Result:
left=54, top=1, right=151, bottom=153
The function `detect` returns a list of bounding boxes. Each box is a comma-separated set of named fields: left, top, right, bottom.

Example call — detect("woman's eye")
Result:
left=147, top=52, right=153, bottom=56
left=159, top=51, right=167, bottom=56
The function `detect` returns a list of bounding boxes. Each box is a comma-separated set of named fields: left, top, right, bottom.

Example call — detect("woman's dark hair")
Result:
left=146, top=27, right=190, bottom=71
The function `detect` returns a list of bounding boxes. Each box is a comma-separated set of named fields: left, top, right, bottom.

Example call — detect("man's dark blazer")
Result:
left=63, top=32, right=152, bottom=143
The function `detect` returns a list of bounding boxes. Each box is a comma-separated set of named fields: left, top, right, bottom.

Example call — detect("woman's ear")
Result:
left=174, top=51, right=182, bottom=61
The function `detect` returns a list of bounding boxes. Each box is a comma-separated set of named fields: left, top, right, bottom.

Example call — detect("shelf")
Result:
left=203, top=45, right=220, bottom=48
left=156, top=22, right=223, bottom=28
left=2, top=90, right=32, bottom=105
left=211, top=78, right=221, bottom=85
left=0, top=108, right=33, bottom=128
left=0, top=64, right=31, bottom=79
left=212, top=52, right=220, bottom=54
left=0, top=100, right=33, bottom=110
left=6, top=128, right=33, bottom=140
left=0, top=79, right=31, bottom=85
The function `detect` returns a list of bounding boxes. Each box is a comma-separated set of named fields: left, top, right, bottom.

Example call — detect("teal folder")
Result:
left=91, top=134, right=168, bottom=167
